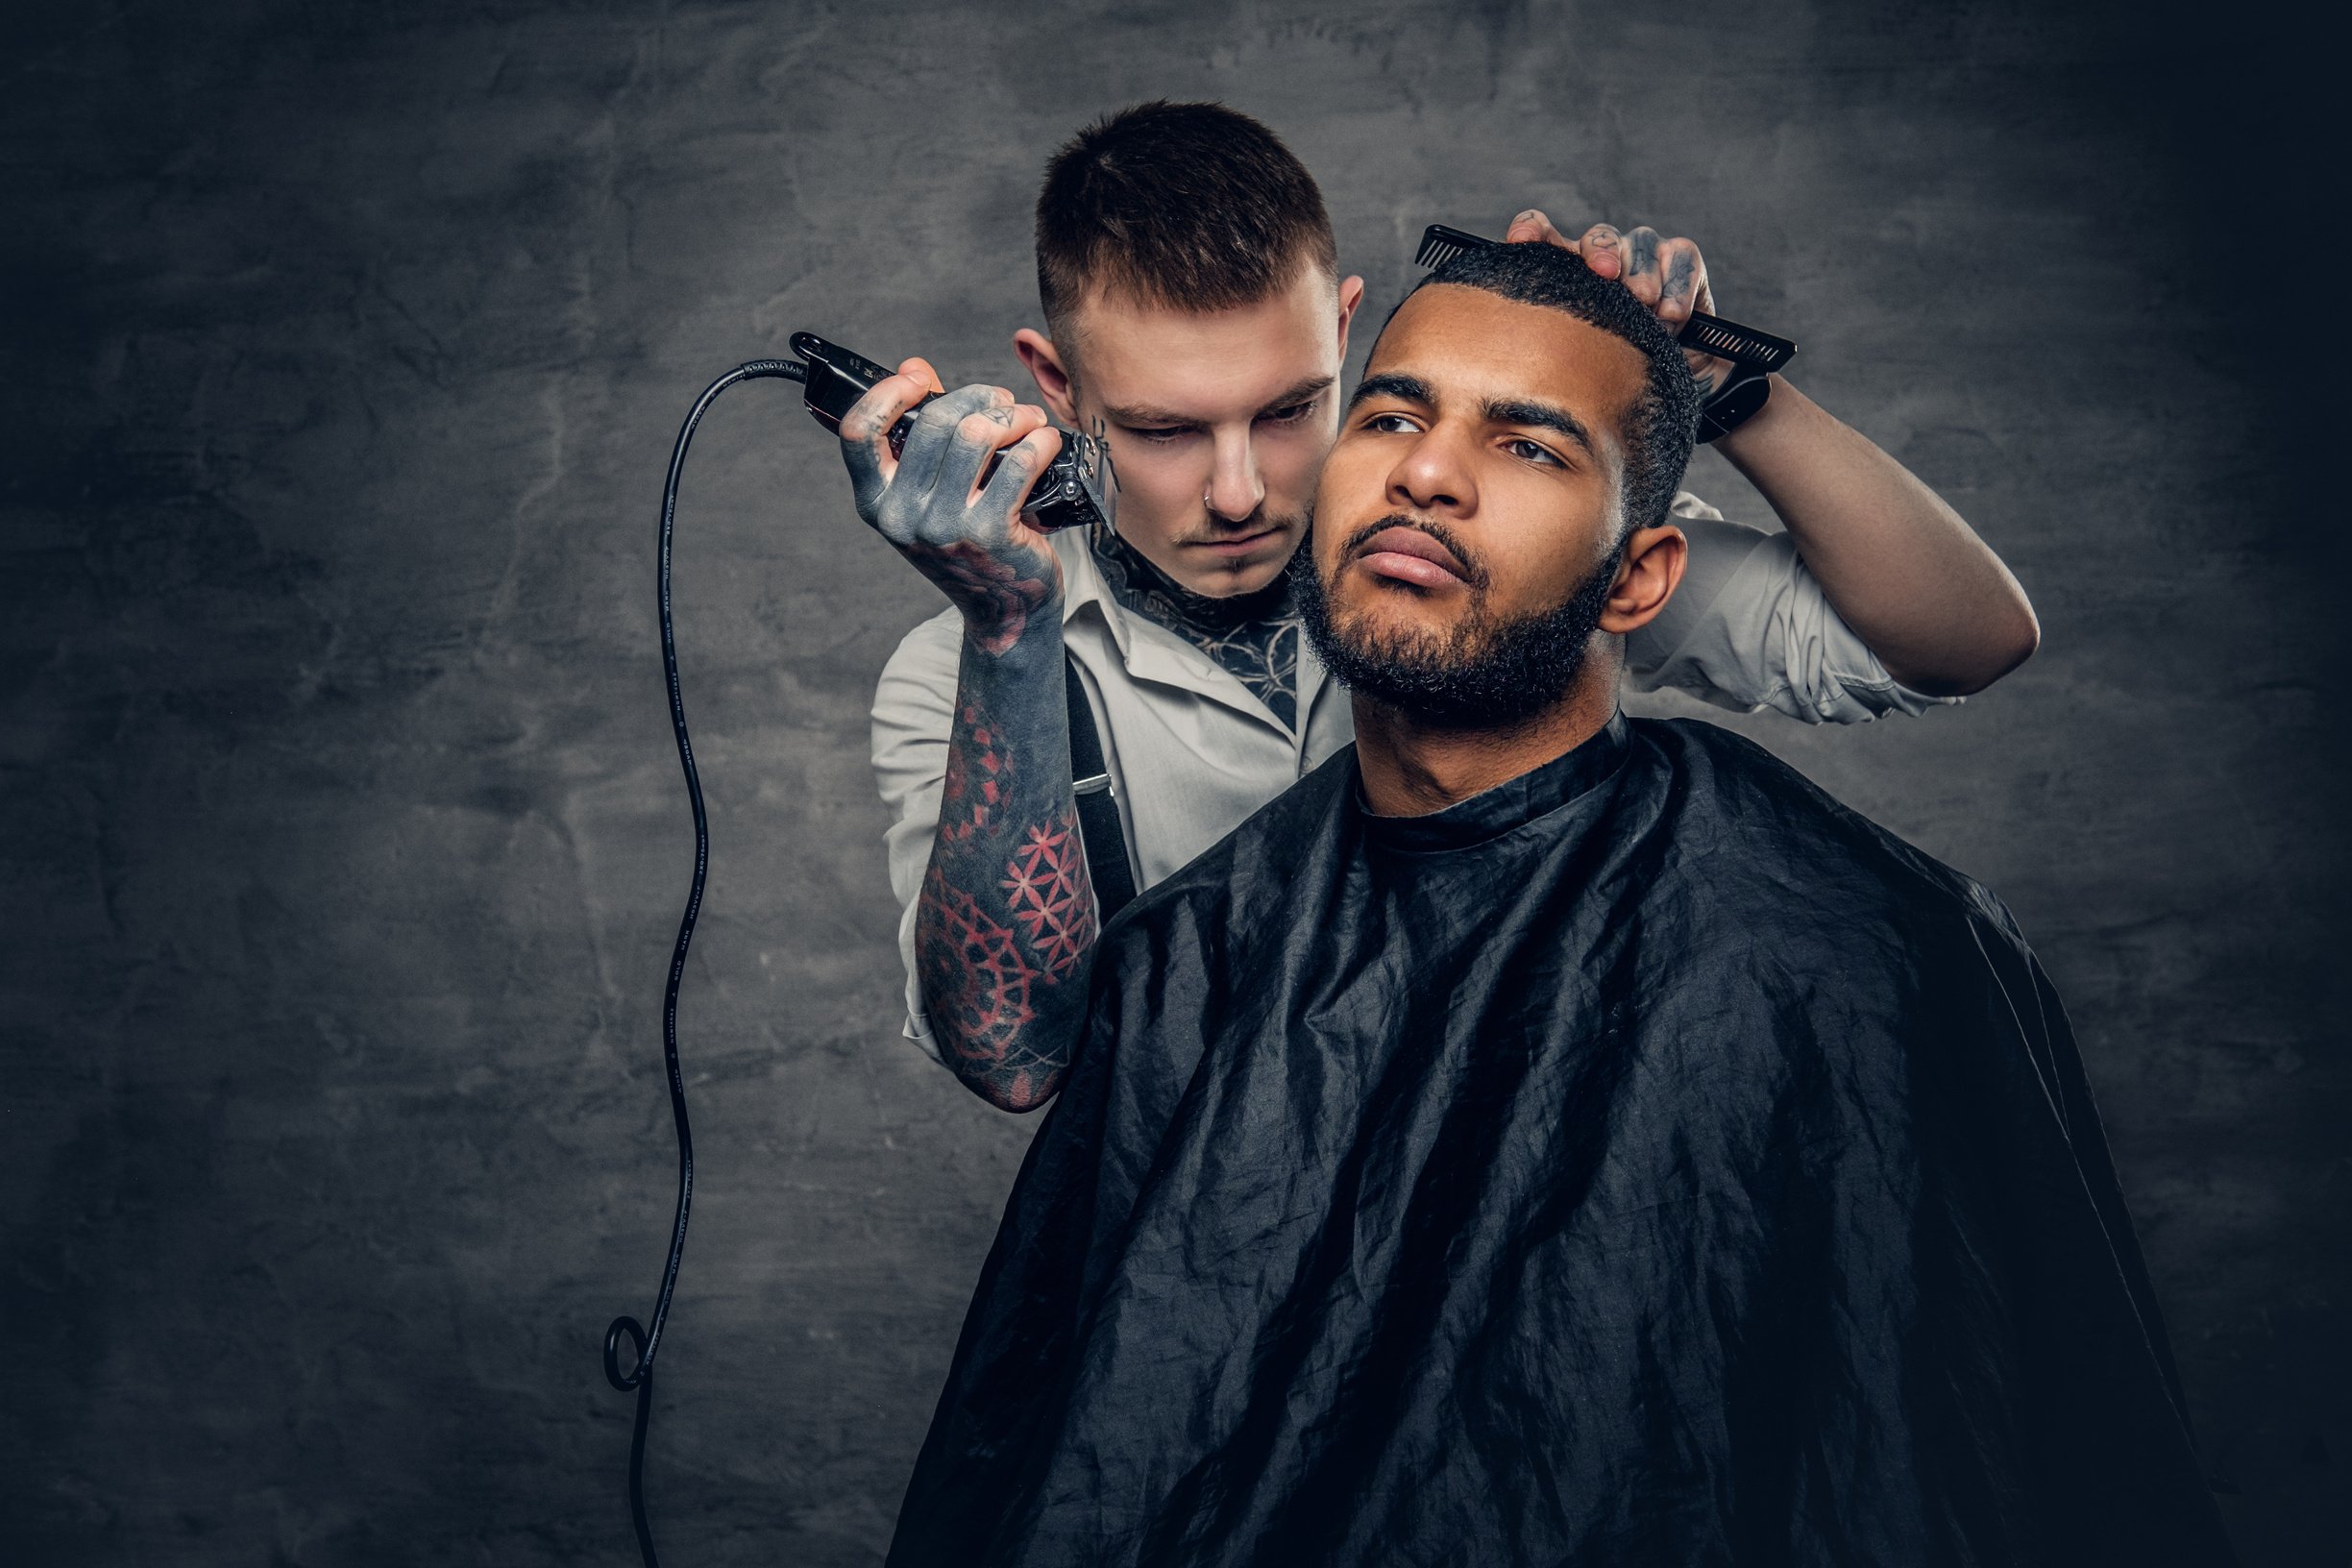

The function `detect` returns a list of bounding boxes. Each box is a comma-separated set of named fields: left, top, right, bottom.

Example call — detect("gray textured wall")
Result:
left=4, top=2, right=2340, bottom=1563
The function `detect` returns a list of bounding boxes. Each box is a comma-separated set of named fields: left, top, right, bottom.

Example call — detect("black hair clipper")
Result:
left=792, top=331, right=1115, bottom=534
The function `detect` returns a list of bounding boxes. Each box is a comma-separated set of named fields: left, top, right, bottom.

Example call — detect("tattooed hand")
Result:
left=1504, top=211, right=1739, bottom=400
left=840, top=358, right=1068, bottom=653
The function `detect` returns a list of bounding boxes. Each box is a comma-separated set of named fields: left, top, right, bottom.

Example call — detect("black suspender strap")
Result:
left=1064, top=655, right=1139, bottom=920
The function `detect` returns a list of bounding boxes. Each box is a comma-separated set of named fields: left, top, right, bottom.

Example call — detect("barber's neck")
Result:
left=1090, top=523, right=1291, bottom=634
left=1351, top=642, right=1623, bottom=818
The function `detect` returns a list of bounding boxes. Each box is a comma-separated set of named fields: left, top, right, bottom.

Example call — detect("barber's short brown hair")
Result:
left=1035, top=101, right=1337, bottom=340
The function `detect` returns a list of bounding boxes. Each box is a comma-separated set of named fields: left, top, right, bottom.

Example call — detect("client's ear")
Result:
left=1598, top=524, right=1687, bottom=635
left=1013, top=329, right=1080, bottom=426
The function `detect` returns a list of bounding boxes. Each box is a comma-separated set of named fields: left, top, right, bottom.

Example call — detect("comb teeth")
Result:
left=1413, top=224, right=1499, bottom=270
left=1676, top=315, right=1797, bottom=373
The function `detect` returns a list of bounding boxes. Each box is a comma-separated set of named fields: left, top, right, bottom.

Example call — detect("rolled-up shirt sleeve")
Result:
left=1625, top=495, right=1960, bottom=724
left=870, top=607, right=965, bottom=1058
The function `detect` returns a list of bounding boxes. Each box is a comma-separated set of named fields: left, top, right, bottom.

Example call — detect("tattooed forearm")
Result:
left=919, top=869, right=1036, bottom=1058
left=1002, top=812, right=1094, bottom=976
left=916, top=631, right=1098, bottom=1110
left=915, top=542, right=1056, bottom=654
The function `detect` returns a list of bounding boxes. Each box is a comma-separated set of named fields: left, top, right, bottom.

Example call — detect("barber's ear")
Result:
left=1334, top=275, right=1367, bottom=357
left=1013, top=329, right=1080, bottom=426
left=1598, top=524, right=1687, bottom=635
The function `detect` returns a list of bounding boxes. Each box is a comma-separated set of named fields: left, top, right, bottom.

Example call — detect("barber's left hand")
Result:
left=1505, top=210, right=1738, bottom=400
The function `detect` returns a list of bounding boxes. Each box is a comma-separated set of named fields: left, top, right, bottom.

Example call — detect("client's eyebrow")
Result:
left=1351, top=374, right=1597, bottom=458
left=1349, top=372, right=1433, bottom=409
left=1483, top=398, right=1595, bottom=457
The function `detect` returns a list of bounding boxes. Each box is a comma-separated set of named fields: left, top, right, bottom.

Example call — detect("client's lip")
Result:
left=1355, top=526, right=1469, bottom=588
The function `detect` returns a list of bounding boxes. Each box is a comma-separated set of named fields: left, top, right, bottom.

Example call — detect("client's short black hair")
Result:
left=1396, top=242, right=1702, bottom=533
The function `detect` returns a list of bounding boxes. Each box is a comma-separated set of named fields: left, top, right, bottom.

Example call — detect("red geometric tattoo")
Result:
left=936, top=697, right=1009, bottom=849
left=918, top=676, right=1098, bottom=1105
left=1001, top=805, right=1096, bottom=979
left=919, top=868, right=1036, bottom=1063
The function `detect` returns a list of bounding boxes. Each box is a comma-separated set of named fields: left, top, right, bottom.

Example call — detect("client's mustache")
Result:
left=1337, top=515, right=1490, bottom=591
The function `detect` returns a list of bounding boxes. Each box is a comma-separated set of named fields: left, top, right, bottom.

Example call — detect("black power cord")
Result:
left=603, top=356, right=806, bottom=1568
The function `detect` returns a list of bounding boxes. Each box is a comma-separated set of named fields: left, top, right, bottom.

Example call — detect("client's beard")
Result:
left=1293, top=514, right=1621, bottom=730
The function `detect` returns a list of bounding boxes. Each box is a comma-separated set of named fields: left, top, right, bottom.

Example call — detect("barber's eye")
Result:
left=1121, top=425, right=1193, bottom=445
left=1260, top=400, right=1318, bottom=426
left=1506, top=437, right=1563, bottom=467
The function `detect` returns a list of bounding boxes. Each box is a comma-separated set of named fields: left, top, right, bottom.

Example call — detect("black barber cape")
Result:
left=889, top=716, right=2234, bottom=1567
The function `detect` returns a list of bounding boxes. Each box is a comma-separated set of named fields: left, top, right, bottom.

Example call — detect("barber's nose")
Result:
left=1390, top=428, right=1471, bottom=514
left=1206, top=429, right=1266, bottom=525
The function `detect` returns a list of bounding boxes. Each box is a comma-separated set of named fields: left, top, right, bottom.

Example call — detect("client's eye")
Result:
left=1361, top=411, right=1421, bottom=435
left=1505, top=437, right=1563, bottom=468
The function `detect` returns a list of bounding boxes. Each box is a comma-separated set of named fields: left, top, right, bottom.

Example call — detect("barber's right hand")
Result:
left=841, top=357, right=1067, bottom=654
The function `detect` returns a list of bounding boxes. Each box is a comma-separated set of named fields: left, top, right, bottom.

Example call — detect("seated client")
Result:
left=887, top=242, right=2234, bottom=1567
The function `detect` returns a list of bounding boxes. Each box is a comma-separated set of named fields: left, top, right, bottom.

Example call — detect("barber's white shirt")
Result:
left=870, top=493, right=1952, bottom=1052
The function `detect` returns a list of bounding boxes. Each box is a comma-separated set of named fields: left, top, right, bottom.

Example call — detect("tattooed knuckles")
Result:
left=1505, top=208, right=1736, bottom=396
left=874, top=392, right=1046, bottom=535
left=863, top=384, right=994, bottom=531
left=839, top=357, right=945, bottom=519
left=837, top=372, right=1068, bottom=645
left=917, top=404, right=1041, bottom=536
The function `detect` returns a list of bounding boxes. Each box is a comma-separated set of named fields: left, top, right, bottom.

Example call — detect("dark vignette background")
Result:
left=3, top=2, right=2341, bottom=1562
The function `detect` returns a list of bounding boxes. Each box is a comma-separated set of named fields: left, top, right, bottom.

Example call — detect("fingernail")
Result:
left=1515, top=209, right=1543, bottom=225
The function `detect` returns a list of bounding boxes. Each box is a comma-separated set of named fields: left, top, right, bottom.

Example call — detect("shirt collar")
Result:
left=1055, top=525, right=1127, bottom=646
left=1055, top=528, right=1325, bottom=733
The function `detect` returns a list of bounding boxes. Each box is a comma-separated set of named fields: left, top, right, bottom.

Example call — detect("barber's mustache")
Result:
left=1335, top=514, right=1491, bottom=591
left=1177, top=508, right=1303, bottom=546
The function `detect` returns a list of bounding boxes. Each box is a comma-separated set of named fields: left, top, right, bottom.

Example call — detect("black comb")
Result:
left=1412, top=223, right=1497, bottom=272
left=1414, top=224, right=1796, bottom=374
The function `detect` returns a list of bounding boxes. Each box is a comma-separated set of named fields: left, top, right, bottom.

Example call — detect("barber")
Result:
left=840, top=104, right=2039, bottom=1111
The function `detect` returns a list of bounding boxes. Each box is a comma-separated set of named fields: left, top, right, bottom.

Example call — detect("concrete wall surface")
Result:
left=3, top=1, right=2340, bottom=1562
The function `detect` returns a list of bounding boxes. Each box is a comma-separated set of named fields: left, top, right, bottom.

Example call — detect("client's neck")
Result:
left=1352, top=648, right=1622, bottom=818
